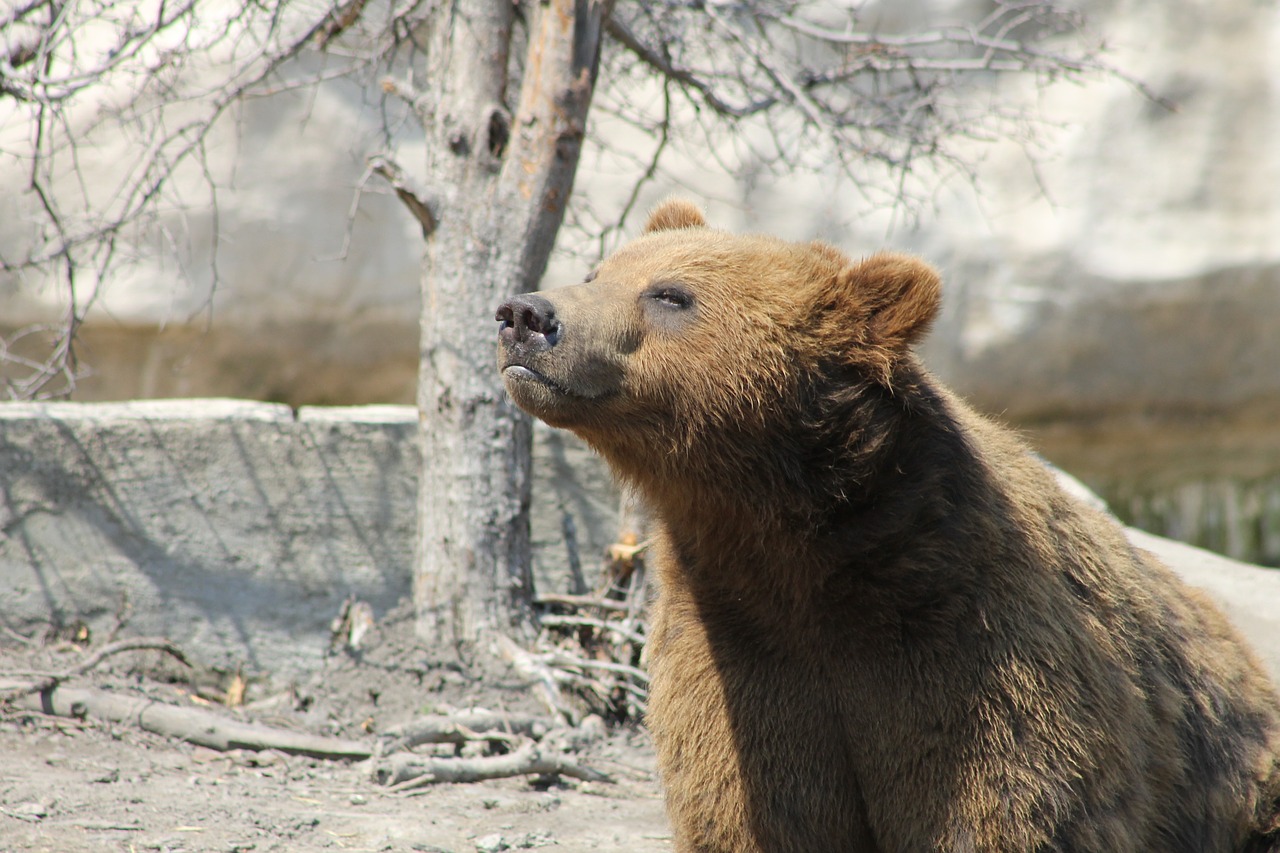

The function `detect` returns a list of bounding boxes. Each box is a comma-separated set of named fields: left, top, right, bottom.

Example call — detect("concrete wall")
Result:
left=0, top=401, right=419, bottom=679
left=2, top=401, right=1277, bottom=685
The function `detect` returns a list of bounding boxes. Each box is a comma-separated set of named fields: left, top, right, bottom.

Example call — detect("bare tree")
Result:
left=0, top=0, right=395, bottom=398
left=0, top=0, right=1133, bottom=660
left=404, top=1, right=613, bottom=655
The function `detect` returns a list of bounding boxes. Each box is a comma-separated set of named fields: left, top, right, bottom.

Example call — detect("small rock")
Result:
left=349, top=794, right=367, bottom=806
left=474, top=834, right=509, bottom=852
left=578, top=714, right=607, bottom=741
left=9, top=801, right=48, bottom=822
left=515, top=831, right=555, bottom=849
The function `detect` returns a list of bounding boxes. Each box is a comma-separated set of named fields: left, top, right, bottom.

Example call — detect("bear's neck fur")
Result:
left=592, top=356, right=1009, bottom=632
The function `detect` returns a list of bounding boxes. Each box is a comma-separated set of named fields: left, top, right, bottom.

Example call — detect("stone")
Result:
left=0, top=400, right=618, bottom=680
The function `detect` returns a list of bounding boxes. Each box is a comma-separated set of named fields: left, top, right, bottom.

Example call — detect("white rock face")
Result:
left=910, top=0, right=1280, bottom=426
left=4, top=1, right=1276, bottom=410
left=0, top=61, right=423, bottom=404
left=892, top=0, right=1280, bottom=564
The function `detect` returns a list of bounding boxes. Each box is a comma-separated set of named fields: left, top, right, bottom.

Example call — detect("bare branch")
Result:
left=536, top=593, right=633, bottom=612
left=314, top=0, right=371, bottom=50
left=0, top=637, right=189, bottom=702
left=539, top=614, right=648, bottom=647
left=1, top=0, right=445, bottom=397
left=542, top=649, right=649, bottom=685
left=379, top=72, right=431, bottom=121
left=593, top=78, right=672, bottom=258
left=605, top=15, right=775, bottom=119
left=368, top=153, right=438, bottom=237
left=372, top=740, right=613, bottom=790
left=592, top=0, right=1141, bottom=200
left=378, top=711, right=555, bottom=754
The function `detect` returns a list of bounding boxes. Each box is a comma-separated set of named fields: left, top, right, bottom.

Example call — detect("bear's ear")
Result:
left=841, top=252, right=942, bottom=351
left=643, top=198, right=707, bottom=233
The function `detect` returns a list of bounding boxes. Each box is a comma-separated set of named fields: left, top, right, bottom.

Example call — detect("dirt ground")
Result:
left=0, top=606, right=671, bottom=853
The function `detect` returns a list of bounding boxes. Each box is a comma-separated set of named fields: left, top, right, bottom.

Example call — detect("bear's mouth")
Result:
left=503, top=363, right=572, bottom=396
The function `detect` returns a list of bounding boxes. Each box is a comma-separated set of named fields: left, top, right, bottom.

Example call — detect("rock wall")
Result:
left=0, top=401, right=416, bottom=678
left=0, top=401, right=619, bottom=680
left=902, top=0, right=1280, bottom=564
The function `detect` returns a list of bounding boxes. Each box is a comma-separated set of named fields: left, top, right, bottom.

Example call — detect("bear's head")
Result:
left=496, top=199, right=941, bottom=481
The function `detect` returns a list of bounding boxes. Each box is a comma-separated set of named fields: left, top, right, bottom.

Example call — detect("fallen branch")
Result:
left=536, top=593, right=632, bottom=612
left=0, top=637, right=189, bottom=702
left=377, top=710, right=554, bottom=754
left=539, top=614, right=647, bottom=647
left=495, top=634, right=577, bottom=723
left=543, top=650, right=649, bottom=685
left=0, top=681, right=371, bottom=760
left=370, top=741, right=613, bottom=791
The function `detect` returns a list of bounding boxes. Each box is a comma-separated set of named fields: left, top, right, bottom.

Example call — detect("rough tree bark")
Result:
left=413, top=0, right=614, bottom=657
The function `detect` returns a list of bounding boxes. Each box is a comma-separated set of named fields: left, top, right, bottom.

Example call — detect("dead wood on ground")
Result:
left=0, top=680, right=372, bottom=759
left=370, top=741, right=614, bottom=791
left=377, top=710, right=555, bottom=753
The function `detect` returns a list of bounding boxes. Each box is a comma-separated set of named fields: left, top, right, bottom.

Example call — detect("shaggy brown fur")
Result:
left=497, top=199, right=1280, bottom=852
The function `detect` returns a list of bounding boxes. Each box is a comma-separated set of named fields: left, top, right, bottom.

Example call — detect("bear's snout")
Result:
left=496, top=294, right=561, bottom=350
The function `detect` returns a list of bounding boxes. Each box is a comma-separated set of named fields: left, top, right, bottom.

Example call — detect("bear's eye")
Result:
left=646, top=284, right=693, bottom=310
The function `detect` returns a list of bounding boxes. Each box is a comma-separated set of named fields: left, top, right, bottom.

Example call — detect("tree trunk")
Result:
left=414, top=0, right=614, bottom=657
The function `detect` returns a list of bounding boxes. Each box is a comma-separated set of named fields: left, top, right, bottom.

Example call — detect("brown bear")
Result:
left=496, top=199, right=1280, bottom=852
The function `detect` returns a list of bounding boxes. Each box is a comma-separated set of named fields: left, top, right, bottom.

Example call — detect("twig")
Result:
left=605, top=15, right=776, bottom=119
left=0, top=625, right=39, bottom=648
left=0, top=637, right=189, bottom=702
left=379, top=74, right=432, bottom=121
left=367, top=153, right=439, bottom=237
left=314, top=0, right=370, bottom=49
left=539, top=615, right=647, bottom=648
left=103, top=591, right=133, bottom=644
left=543, top=651, right=649, bottom=685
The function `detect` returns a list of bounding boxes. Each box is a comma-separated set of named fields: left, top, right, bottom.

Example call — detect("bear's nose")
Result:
left=496, top=294, right=561, bottom=348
